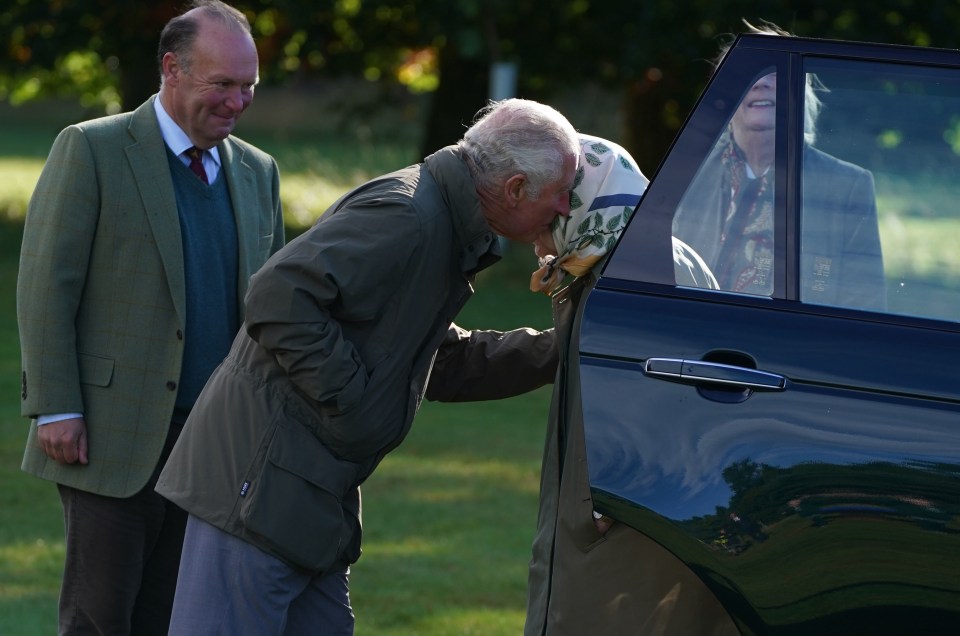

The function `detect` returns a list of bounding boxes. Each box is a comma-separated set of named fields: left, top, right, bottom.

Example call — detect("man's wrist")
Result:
left=37, top=413, right=84, bottom=426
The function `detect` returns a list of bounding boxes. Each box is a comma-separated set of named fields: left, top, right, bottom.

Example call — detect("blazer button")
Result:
left=166, top=381, right=177, bottom=391
left=176, top=329, right=184, bottom=340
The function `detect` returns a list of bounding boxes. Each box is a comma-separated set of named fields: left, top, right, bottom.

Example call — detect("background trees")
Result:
left=3, top=0, right=958, bottom=174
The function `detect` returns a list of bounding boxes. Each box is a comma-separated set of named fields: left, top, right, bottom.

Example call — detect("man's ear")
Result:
left=504, top=174, right=526, bottom=207
left=161, top=52, right=181, bottom=86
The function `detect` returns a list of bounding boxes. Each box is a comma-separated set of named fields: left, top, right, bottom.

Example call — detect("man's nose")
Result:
left=225, top=87, right=245, bottom=111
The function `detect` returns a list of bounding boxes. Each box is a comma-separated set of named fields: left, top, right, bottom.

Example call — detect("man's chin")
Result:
left=534, top=244, right=549, bottom=259
left=211, top=120, right=237, bottom=139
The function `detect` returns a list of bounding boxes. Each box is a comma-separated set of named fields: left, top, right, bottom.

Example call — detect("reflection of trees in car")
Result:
left=680, top=459, right=960, bottom=554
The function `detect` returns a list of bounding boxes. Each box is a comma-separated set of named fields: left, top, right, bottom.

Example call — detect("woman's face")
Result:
left=731, top=72, right=777, bottom=139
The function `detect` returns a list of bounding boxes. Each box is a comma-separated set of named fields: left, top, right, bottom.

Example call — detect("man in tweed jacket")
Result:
left=16, top=1, right=284, bottom=633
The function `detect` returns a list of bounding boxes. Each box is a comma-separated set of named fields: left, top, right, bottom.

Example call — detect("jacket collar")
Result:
left=424, top=145, right=501, bottom=276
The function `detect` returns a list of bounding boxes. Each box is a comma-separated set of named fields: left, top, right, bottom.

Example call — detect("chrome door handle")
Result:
left=644, top=357, right=786, bottom=391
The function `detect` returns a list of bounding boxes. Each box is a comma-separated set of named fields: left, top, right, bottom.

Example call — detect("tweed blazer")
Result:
left=18, top=95, right=285, bottom=498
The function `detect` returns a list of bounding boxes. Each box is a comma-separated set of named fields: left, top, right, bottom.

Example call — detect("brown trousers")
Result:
left=56, top=421, right=185, bottom=636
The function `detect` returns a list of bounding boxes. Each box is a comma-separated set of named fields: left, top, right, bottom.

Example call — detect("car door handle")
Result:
left=644, top=357, right=786, bottom=391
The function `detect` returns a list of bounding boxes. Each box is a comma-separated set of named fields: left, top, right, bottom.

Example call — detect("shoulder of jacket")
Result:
left=806, top=145, right=870, bottom=179
left=223, top=135, right=276, bottom=165
left=70, top=110, right=135, bottom=136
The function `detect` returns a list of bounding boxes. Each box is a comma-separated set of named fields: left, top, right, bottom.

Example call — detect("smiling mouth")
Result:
left=749, top=99, right=775, bottom=108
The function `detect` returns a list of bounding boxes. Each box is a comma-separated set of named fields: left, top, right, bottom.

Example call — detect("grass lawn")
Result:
left=0, top=222, right=67, bottom=635
left=0, top=114, right=555, bottom=634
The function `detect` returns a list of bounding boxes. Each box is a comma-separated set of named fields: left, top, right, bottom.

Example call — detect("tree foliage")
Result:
left=1, top=1, right=179, bottom=112
left=3, top=1, right=960, bottom=170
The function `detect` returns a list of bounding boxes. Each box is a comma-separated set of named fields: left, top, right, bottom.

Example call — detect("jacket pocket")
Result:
left=78, top=352, right=114, bottom=387
left=239, top=416, right=361, bottom=573
left=316, top=356, right=411, bottom=461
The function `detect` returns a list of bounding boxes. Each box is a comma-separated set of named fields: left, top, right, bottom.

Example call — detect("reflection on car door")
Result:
left=580, top=34, right=960, bottom=635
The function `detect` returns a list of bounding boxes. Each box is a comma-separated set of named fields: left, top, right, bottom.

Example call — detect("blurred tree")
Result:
left=3, top=0, right=960, bottom=173
left=0, top=1, right=179, bottom=112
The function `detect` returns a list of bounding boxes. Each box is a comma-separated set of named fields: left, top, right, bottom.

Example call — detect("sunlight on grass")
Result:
left=0, top=156, right=393, bottom=229
left=875, top=174, right=960, bottom=279
left=0, top=159, right=43, bottom=220
left=363, top=535, right=443, bottom=558
left=378, top=455, right=541, bottom=500
left=0, top=539, right=64, bottom=598
left=379, top=606, right=526, bottom=636
left=879, top=213, right=960, bottom=278
left=280, top=172, right=356, bottom=228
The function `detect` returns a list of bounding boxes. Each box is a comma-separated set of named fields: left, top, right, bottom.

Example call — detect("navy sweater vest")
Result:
left=167, top=149, right=240, bottom=415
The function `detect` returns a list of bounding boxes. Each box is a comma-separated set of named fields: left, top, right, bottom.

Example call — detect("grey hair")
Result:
left=716, top=19, right=825, bottom=145
left=459, top=98, right=580, bottom=201
left=157, top=0, right=252, bottom=80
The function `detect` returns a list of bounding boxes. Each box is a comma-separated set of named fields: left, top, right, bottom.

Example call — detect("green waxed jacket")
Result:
left=156, top=146, right=557, bottom=573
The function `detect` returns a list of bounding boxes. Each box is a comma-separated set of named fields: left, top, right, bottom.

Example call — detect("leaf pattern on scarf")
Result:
left=530, top=135, right=650, bottom=294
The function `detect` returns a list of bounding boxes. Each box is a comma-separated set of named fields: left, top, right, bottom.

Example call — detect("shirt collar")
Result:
left=153, top=95, right=221, bottom=167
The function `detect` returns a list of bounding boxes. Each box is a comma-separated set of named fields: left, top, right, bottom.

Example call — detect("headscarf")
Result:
left=530, top=135, right=648, bottom=294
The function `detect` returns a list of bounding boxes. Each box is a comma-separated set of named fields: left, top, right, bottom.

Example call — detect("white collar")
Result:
left=153, top=95, right=222, bottom=167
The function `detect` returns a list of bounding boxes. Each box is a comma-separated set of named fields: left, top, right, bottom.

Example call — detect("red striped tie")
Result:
left=186, top=147, right=208, bottom=184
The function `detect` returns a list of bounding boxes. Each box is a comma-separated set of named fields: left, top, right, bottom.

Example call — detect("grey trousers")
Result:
left=168, top=515, right=353, bottom=635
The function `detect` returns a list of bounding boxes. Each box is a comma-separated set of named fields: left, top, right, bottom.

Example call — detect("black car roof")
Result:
left=733, top=32, right=960, bottom=66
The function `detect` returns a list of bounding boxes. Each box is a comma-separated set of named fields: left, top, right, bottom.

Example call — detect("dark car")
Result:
left=579, top=33, right=960, bottom=634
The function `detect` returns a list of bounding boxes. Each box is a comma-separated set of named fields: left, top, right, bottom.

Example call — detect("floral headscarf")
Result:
left=530, top=135, right=649, bottom=294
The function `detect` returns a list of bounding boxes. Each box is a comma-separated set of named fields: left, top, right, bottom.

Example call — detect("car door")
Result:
left=579, top=35, right=960, bottom=635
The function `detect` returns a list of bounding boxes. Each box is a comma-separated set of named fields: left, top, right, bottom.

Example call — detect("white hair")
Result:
left=459, top=98, right=579, bottom=200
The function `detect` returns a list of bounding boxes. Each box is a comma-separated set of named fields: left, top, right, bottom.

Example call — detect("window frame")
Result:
left=603, top=47, right=795, bottom=299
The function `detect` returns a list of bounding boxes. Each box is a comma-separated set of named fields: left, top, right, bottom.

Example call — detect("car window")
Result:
left=672, top=69, right=779, bottom=297
left=609, top=48, right=960, bottom=326
left=803, top=58, right=960, bottom=321
left=602, top=48, right=791, bottom=289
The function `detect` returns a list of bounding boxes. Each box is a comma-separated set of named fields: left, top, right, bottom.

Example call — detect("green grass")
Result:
left=0, top=222, right=66, bottom=635
left=354, top=391, right=551, bottom=635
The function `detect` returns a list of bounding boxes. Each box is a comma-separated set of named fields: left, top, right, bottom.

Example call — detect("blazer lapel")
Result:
left=125, top=96, right=187, bottom=325
left=219, top=138, right=258, bottom=314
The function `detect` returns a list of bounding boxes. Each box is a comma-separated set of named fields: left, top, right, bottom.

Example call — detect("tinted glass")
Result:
left=803, top=58, right=960, bottom=321
left=603, top=49, right=789, bottom=288
left=673, top=69, right=778, bottom=296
